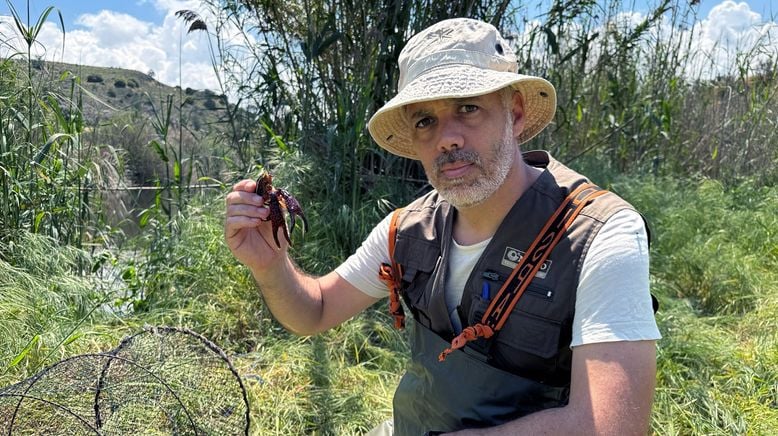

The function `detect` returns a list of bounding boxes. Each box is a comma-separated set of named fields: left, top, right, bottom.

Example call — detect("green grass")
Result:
left=610, top=177, right=778, bottom=435
left=2, top=177, right=776, bottom=434
left=235, top=315, right=406, bottom=435
left=0, top=231, right=113, bottom=384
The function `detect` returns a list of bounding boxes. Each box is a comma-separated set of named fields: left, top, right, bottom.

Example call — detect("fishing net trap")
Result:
left=0, top=326, right=251, bottom=434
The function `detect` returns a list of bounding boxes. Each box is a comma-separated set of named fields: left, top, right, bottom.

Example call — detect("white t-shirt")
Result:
left=335, top=208, right=661, bottom=347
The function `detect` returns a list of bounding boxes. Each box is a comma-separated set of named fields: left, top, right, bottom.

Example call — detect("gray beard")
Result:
left=429, top=124, right=515, bottom=209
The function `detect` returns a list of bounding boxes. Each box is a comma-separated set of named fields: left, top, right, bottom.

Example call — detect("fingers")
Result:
left=227, top=202, right=270, bottom=220
left=224, top=214, right=262, bottom=234
left=225, top=180, right=273, bottom=236
left=232, top=179, right=257, bottom=193
left=226, top=181, right=270, bottom=220
left=224, top=179, right=290, bottom=270
left=224, top=213, right=280, bottom=248
left=226, top=188, right=263, bottom=207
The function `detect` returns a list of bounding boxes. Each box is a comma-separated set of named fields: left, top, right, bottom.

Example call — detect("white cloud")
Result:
left=704, top=0, right=761, bottom=41
left=1, top=0, right=773, bottom=100
left=687, top=1, right=777, bottom=78
left=567, top=1, right=777, bottom=80
left=75, top=10, right=151, bottom=48
left=0, top=2, right=223, bottom=94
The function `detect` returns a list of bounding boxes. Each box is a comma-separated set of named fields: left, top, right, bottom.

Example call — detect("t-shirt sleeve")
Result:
left=334, top=213, right=392, bottom=299
left=571, top=209, right=662, bottom=347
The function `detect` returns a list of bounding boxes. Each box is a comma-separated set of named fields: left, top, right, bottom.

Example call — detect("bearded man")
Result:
left=225, top=18, right=660, bottom=436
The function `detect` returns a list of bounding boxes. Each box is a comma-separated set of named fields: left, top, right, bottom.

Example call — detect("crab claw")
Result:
left=266, top=194, right=290, bottom=248
left=278, top=189, right=308, bottom=234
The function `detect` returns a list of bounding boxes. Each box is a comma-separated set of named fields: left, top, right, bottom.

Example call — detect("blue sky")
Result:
left=690, top=0, right=773, bottom=17
left=4, top=0, right=774, bottom=28
left=0, top=0, right=776, bottom=93
left=2, top=0, right=165, bottom=27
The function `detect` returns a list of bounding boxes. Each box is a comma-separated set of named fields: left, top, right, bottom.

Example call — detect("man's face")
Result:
left=406, top=91, right=520, bottom=209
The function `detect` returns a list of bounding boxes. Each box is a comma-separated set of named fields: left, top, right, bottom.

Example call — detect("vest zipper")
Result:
left=526, top=285, right=554, bottom=301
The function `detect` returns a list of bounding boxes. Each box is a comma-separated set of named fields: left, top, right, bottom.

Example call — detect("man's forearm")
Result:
left=450, top=341, right=656, bottom=436
left=250, top=255, right=325, bottom=336
left=448, top=404, right=594, bottom=436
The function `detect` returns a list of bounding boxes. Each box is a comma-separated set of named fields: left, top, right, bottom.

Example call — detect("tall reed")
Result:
left=0, top=2, right=123, bottom=254
left=197, top=0, right=775, bottom=262
left=201, top=0, right=515, bottom=254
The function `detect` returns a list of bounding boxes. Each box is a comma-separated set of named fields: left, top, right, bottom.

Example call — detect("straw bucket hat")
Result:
left=367, top=18, right=556, bottom=160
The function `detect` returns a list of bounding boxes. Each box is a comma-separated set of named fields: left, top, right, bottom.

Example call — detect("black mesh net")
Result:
left=0, top=326, right=250, bottom=435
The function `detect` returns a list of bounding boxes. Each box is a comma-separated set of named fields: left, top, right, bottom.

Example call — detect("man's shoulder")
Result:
left=403, top=189, right=445, bottom=211
left=393, top=190, right=452, bottom=237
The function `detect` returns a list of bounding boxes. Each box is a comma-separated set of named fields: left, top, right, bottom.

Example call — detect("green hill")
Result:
left=29, top=59, right=231, bottom=128
left=18, top=59, right=242, bottom=187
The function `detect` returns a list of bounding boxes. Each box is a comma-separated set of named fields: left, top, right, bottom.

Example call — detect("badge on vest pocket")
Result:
left=501, top=246, right=552, bottom=279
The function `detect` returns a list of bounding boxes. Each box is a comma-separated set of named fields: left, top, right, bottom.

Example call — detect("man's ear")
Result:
left=512, top=91, right=526, bottom=138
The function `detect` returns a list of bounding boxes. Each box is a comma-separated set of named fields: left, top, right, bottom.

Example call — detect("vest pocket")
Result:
left=485, top=288, right=571, bottom=383
left=396, top=237, right=442, bottom=321
left=465, top=293, right=490, bottom=326
left=395, top=236, right=440, bottom=283
left=496, top=312, right=561, bottom=359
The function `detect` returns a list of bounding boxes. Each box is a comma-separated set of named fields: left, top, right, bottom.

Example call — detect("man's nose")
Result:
left=436, top=121, right=465, bottom=153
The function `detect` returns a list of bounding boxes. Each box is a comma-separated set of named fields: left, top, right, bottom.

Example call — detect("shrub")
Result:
left=114, top=79, right=126, bottom=88
left=86, top=74, right=103, bottom=83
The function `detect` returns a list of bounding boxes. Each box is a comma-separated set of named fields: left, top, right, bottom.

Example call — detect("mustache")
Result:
left=433, top=149, right=480, bottom=171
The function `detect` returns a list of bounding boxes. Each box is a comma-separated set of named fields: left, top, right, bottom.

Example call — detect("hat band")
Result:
left=399, top=49, right=519, bottom=90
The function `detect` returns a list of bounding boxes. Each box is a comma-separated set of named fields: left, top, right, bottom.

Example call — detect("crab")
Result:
left=255, top=171, right=308, bottom=248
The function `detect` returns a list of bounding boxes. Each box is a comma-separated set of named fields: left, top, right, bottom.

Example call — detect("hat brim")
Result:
left=367, top=64, right=556, bottom=160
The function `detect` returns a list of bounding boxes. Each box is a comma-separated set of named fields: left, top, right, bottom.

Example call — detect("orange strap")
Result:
left=378, top=208, right=405, bottom=329
left=439, top=184, right=607, bottom=361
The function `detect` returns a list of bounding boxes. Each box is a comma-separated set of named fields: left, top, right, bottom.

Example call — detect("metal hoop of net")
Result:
left=0, top=326, right=250, bottom=435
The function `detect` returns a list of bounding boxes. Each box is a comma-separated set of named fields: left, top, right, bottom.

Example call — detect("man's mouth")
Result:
left=434, top=149, right=480, bottom=179
left=439, top=162, right=474, bottom=178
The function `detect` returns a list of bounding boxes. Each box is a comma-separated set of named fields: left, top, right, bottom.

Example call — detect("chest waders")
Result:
left=394, top=320, right=569, bottom=434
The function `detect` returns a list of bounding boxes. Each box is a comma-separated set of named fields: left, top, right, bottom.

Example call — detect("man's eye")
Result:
left=459, top=104, right=479, bottom=113
left=415, top=117, right=434, bottom=128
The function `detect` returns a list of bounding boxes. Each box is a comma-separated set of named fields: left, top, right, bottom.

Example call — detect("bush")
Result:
left=86, top=74, right=103, bottom=83
left=107, top=90, right=116, bottom=98
left=114, top=79, right=126, bottom=88
left=127, top=79, right=139, bottom=88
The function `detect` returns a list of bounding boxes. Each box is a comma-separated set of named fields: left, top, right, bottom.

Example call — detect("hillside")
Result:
left=15, top=59, right=243, bottom=187
left=28, top=59, right=231, bottom=128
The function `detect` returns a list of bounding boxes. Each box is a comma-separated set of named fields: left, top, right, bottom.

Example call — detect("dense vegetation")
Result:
left=1, top=0, right=776, bottom=434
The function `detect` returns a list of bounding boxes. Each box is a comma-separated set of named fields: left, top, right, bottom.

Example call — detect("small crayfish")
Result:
left=255, top=172, right=308, bottom=248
